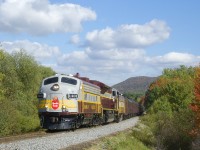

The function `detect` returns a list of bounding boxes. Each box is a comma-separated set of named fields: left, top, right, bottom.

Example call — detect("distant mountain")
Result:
left=112, top=76, right=157, bottom=94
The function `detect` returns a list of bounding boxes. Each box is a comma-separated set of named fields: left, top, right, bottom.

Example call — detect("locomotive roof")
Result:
left=73, top=73, right=111, bottom=94
left=82, top=80, right=100, bottom=89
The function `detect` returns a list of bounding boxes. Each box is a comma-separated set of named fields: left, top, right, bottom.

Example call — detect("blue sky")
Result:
left=0, top=0, right=200, bottom=86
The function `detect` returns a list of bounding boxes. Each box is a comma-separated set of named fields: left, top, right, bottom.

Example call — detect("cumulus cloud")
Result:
left=58, top=48, right=148, bottom=79
left=69, top=34, right=80, bottom=45
left=57, top=48, right=200, bottom=85
left=1, top=40, right=61, bottom=63
left=149, top=52, right=199, bottom=67
left=85, top=19, right=170, bottom=50
left=0, top=0, right=96, bottom=35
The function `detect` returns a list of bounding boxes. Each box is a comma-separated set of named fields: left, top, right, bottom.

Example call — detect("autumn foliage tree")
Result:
left=142, top=65, right=195, bottom=149
left=145, top=66, right=195, bottom=112
left=191, top=66, right=200, bottom=136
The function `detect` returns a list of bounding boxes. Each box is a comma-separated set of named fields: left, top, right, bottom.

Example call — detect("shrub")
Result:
left=132, top=123, right=156, bottom=148
left=137, top=111, right=194, bottom=150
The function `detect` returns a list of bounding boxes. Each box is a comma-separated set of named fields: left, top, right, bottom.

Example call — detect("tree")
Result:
left=145, top=66, right=195, bottom=111
left=0, top=49, right=55, bottom=136
left=190, top=66, right=200, bottom=136
left=143, top=65, right=195, bottom=149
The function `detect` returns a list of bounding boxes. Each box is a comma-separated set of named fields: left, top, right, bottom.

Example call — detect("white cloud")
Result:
left=69, top=34, right=80, bottom=45
left=85, top=27, right=116, bottom=49
left=0, top=0, right=96, bottom=35
left=85, top=19, right=170, bottom=50
left=151, top=52, right=197, bottom=65
left=57, top=49, right=200, bottom=85
left=58, top=48, right=147, bottom=81
left=1, top=40, right=61, bottom=63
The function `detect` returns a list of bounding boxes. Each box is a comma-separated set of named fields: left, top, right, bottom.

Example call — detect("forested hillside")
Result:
left=0, top=49, right=55, bottom=136
left=112, top=76, right=157, bottom=94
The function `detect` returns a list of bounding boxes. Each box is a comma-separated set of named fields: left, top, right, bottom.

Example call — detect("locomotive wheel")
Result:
left=71, top=121, right=76, bottom=131
left=116, top=114, right=123, bottom=123
left=75, top=122, right=81, bottom=129
left=119, top=115, right=123, bottom=122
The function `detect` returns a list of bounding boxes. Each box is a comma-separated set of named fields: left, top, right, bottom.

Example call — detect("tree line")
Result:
left=0, top=49, right=55, bottom=136
left=132, top=65, right=200, bottom=150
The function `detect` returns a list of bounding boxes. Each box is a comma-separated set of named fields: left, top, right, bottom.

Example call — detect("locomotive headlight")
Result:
left=62, top=105, right=68, bottom=112
left=45, top=105, right=48, bottom=108
left=51, top=84, right=59, bottom=91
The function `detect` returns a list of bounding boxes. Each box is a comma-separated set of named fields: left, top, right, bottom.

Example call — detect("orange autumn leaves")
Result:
left=191, top=67, right=200, bottom=136
left=144, top=65, right=200, bottom=137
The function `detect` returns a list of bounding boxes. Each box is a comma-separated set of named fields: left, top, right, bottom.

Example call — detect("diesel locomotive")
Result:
left=37, top=73, right=143, bottom=130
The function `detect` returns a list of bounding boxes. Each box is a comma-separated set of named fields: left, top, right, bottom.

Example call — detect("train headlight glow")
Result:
left=51, top=84, right=59, bottom=91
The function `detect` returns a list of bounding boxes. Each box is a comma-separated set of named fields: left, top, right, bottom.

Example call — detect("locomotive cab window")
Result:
left=61, top=77, right=77, bottom=85
left=44, top=77, right=58, bottom=85
left=112, top=91, right=116, bottom=96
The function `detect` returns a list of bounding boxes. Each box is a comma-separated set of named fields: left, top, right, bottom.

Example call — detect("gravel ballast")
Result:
left=0, top=117, right=139, bottom=150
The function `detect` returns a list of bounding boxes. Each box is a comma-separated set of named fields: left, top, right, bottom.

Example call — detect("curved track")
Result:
left=0, top=117, right=139, bottom=150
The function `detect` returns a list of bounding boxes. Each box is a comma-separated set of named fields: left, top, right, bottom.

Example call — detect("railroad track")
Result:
left=0, top=117, right=139, bottom=150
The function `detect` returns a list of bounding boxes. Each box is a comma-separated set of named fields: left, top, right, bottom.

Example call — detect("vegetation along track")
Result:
left=0, top=117, right=139, bottom=150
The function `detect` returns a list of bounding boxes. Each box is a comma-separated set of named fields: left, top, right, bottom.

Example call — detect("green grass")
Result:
left=86, top=130, right=151, bottom=150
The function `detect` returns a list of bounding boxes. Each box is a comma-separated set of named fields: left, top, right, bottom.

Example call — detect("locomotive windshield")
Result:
left=43, top=76, right=77, bottom=85
left=44, top=77, right=58, bottom=85
left=61, top=77, right=77, bottom=85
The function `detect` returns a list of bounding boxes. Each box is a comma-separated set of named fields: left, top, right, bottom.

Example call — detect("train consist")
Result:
left=37, top=73, right=143, bottom=130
